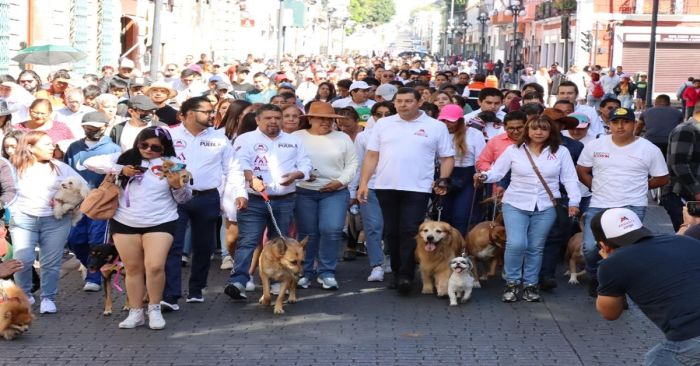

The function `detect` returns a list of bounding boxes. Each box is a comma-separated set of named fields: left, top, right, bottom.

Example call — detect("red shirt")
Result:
left=16, top=120, right=75, bottom=144
left=682, top=87, right=700, bottom=107
left=475, top=132, right=516, bottom=172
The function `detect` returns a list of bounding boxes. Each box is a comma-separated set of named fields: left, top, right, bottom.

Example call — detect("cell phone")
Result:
left=133, top=166, right=147, bottom=173
left=688, top=201, right=700, bottom=217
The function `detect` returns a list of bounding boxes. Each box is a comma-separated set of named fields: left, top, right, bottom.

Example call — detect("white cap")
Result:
left=375, top=84, right=398, bottom=101
left=591, top=208, right=653, bottom=247
left=119, top=58, right=136, bottom=69
left=349, top=81, right=370, bottom=92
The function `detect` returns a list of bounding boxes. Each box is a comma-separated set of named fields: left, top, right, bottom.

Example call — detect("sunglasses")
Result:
left=374, top=112, right=391, bottom=117
left=137, top=142, right=164, bottom=153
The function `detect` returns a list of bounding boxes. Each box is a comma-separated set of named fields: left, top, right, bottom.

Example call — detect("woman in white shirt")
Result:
left=9, top=131, right=87, bottom=313
left=475, top=115, right=580, bottom=303
left=293, top=102, right=358, bottom=290
left=437, top=104, right=486, bottom=235
left=84, top=126, right=191, bottom=330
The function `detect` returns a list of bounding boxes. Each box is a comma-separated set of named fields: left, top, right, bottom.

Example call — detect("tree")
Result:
left=349, top=0, right=396, bottom=28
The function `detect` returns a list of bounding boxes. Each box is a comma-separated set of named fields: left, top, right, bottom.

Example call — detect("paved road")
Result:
left=0, top=205, right=675, bottom=365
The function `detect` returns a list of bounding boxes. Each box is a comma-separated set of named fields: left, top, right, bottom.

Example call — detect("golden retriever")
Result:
left=415, top=220, right=464, bottom=297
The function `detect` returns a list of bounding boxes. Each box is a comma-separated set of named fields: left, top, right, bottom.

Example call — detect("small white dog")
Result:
left=53, top=177, right=90, bottom=226
left=447, top=256, right=476, bottom=306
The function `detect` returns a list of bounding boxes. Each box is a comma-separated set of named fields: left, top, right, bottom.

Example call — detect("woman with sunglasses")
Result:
left=84, top=126, right=191, bottom=330
left=436, top=104, right=486, bottom=235
left=364, top=101, right=396, bottom=130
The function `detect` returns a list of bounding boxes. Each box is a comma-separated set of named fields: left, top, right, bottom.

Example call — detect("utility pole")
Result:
left=149, top=0, right=162, bottom=80
left=276, top=0, right=284, bottom=69
left=646, top=0, right=659, bottom=107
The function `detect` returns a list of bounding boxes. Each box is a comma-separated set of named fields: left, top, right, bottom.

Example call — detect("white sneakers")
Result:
left=39, top=298, right=57, bottom=314
left=220, top=255, right=234, bottom=270
left=119, top=305, right=166, bottom=330
left=367, top=266, right=385, bottom=282
left=27, top=296, right=36, bottom=306
left=119, top=309, right=145, bottom=329
left=147, top=304, right=165, bottom=330
left=245, top=279, right=256, bottom=292
left=83, top=282, right=101, bottom=292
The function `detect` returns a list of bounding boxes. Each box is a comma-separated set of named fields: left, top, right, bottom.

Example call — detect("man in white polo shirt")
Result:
left=224, top=104, right=312, bottom=301
left=358, top=87, right=455, bottom=294
left=162, top=96, right=247, bottom=310
left=576, top=107, right=669, bottom=298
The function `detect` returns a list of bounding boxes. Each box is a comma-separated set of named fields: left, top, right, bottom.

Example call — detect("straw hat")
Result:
left=144, top=80, right=178, bottom=99
left=300, top=102, right=344, bottom=121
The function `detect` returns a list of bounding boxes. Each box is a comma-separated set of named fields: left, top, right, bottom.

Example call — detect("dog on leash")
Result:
left=53, top=177, right=90, bottom=226
left=564, top=217, right=586, bottom=284
left=0, top=279, right=34, bottom=340
left=415, top=220, right=464, bottom=297
left=87, top=244, right=126, bottom=316
left=447, top=256, right=476, bottom=306
left=258, top=237, right=308, bottom=315
left=465, top=213, right=506, bottom=286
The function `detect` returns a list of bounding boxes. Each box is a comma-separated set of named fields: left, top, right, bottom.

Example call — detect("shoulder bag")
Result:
left=80, top=174, right=120, bottom=220
left=523, top=147, right=570, bottom=227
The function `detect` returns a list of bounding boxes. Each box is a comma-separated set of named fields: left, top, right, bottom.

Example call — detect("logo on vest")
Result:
left=414, top=129, right=427, bottom=137
left=254, top=143, right=268, bottom=153
left=278, top=143, right=297, bottom=148
left=593, top=152, right=609, bottom=158
left=174, top=139, right=186, bottom=149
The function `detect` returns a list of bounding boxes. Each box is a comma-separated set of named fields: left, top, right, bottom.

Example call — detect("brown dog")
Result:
left=564, top=217, right=586, bottom=284
left=415, top=220, right=464, bottom=297
left=0, top=280, right=34, bottom=340
left=258, top=237, right=308, bottom=314
left=465, top=213, right=506, bottom=286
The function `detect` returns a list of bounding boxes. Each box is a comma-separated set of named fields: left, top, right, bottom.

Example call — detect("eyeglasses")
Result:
left=166, top=68, right=176, bottom=71
left=193, top=109, right=216, bottom=115
left=374, top=112, right=391, bottom=117
left=137, top=142, right=164, bottom=153
left=19, top=79, right=35, bottom=83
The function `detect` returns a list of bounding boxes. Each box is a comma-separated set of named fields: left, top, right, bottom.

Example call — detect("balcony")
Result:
left=535, top=1, right=577, bottom=20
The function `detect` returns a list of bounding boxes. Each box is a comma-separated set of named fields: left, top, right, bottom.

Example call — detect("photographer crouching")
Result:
left=592, top=207, right=700, bottom=365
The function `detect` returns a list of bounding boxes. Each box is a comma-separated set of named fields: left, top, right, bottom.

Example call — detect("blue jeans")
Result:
left=375, top=189, right=431, bottom=280
left=164, top=190, right=220, bottom=300
left=645, top=336, right=700, bottom=366
left=295, top=187, right=349, bottom=279
left=360, top=189, right=384, bottom=267
left=583, top=205, right=646, bottom=277
left=10, top=211, right=72, bottom=300
left=443, top=166, right=479, bottom=235
left=501, top=203, right=556, bottom=285
left=67, top=215, right=107, bottom=285
left=228, top=194, right=295, bottom=286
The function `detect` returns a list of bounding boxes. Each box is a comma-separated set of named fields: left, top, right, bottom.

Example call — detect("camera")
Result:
left=688, top=201, right=700, bottom=217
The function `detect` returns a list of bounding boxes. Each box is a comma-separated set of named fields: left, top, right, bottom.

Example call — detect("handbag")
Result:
left=80, top=174, right=120, bottom=220
left=523, top=147, right=570, bottom=227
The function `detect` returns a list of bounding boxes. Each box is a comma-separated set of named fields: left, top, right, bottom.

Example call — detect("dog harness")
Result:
left=101, top=258, right=125, bottom=293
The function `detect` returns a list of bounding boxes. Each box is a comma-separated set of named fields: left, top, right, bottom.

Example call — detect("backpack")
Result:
left=592, top=81, right=604, bottom=98
left=80, top=174, right=120, bottom=220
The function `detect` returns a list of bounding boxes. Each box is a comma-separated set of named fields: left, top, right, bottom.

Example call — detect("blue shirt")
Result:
left=64, top=136, right=122, bottom=188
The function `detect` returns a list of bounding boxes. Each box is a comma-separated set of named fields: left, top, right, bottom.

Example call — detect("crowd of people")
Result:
left=1, top=52, right=700, bottom=364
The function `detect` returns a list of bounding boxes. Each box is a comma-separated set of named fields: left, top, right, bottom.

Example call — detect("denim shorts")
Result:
left=109, top=219, right=178, bottom=236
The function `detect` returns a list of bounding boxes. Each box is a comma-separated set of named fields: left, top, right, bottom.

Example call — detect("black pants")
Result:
left=375, top=189, right=430, bottom=280
left=661, top=192, right=685, bottom=232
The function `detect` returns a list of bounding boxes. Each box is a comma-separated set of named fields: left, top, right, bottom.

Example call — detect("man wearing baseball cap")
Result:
left=64, top=111, right=122, bottom=292
left=577, top=107, right=669, bottom=297
left=374, top=84, right=398, bottom=103
left=592, top=207, right=700, bottom=365
left=109, top=95, right=167, bottom=150
left=331, top=80, right=376, bottom=124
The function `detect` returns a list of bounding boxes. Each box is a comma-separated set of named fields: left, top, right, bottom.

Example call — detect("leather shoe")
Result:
left=397, top=278, right=412, bottom=295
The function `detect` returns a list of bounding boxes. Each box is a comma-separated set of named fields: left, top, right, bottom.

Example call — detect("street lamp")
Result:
left=460, top=20, right=472, bottom=61
left=325, top=7, right=336, bottom=56
left=276, top=0, right=284, bottom=69
left=339, top=16, right=350, bottom=56
left=505, top=0, right=526, bottom=87
left=477, top=12, right=489, bottom=73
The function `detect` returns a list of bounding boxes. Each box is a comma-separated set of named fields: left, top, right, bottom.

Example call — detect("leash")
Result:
left=491, top=192, right=499, bottom=222
left=426, top=195, right=444, bottom=221
left=100, top=256, right=124, bottom=293
left=256, top=176, right=286, bottom=240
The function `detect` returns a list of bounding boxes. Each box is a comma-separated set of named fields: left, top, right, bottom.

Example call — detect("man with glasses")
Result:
left=380, top=71, right=395, bottom=85
left=173, top=69, right=207, bottom=106
left=17, top=70, right=42, bottom=95
left=109, top=95, right=167, bottom=151
left=162, top=63, right=179, bottom=84
left=163, top=96, right=247, bottom=309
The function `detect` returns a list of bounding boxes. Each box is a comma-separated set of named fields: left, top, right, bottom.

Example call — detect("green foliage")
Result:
left=349, top=0, right=396, bottom=28
left=553, top=0, right=577, bottom=12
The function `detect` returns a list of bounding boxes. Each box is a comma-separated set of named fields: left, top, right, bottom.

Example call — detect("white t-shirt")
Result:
left=454, top=128, right=487, bottom=167
left=348, top=130, right=376, bottom=198
left=463, top=108, right=506, bottom=140
left=578, top=136, right=668, bottom=208
left=366, top=111, right=455, bottom=193
left=11, top=161, right=87, bottom=217
left=119, top=122, right=146, bottom=151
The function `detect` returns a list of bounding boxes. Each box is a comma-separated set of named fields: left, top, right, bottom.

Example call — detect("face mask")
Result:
left=139, top=113, right=153, bottom=124
left=85, top=129, right=104, bottom=141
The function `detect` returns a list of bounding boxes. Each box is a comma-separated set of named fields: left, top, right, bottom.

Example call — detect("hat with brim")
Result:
left=300, top=102, right=344, bottom=121
left=542, top=108, right=579, bottom=129
left=81, top=111, right=109, bottom=127
left=144, top=81, right=178, bottom=99
left=609, top=107, right=635, bottom=122
left=437, top=104, right=464, bottom=122
left=591, top=208, right=653, bottom=247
